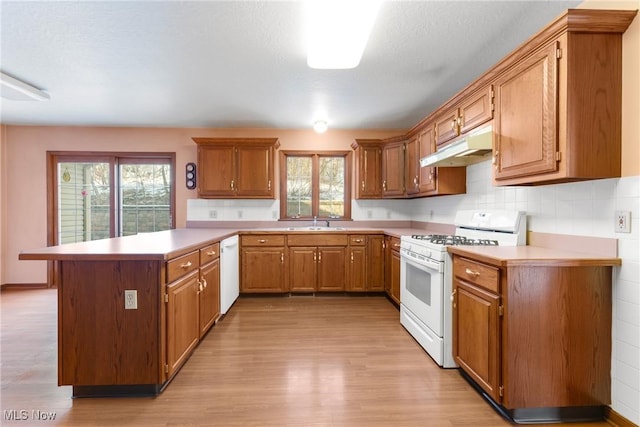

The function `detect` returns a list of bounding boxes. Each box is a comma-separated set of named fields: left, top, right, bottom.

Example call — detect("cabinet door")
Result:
left=199, top=259, right=220, bottom=338
left=347, top=247, right=367, bottom=291
left=404, top=136, right=419, bottom=195
left=494, top=41, right=559, bottom=182
left=289, top=247, right=317, bottom=292
left=236, top=144, right=274, bottom=198
left=390, top=249, right=401, bottom=304
left=459, top=85, right=494, bottom=134
left=167, top=270, right=200, bottom=377
left=358, top=144, right=382, bottom=198
left=197, top=144, right=236, bottom=197
left=241, top=247, right=286, bottom=292
left=417, top=126, right=437, bottom=194
left=382, top=141, right=405, bottom=197
left=453, top=279, right=501, bottom=403
left=434, top=106, right=460, bottom=148
left=317, top=246, right=346, bottom=291
left=366, top=235, right=385, bottom=291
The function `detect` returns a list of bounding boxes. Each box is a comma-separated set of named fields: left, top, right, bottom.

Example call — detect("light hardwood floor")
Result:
left=1, top=289, right=613, bottom=427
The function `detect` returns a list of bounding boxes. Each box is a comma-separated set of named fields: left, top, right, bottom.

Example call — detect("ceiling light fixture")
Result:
left=305, top=0, right=382, bottom=69
left=313, top=120, right=328, bottom=133
left=0, top=71, right=50, bottom=101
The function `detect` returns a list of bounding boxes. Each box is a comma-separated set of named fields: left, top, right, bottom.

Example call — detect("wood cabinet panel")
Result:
left=367, top=235, right=385, bottom=292
left=347, top=246, right=366, bottom=291
left=417, top=127, right=436, bottom=194
left=289, top=247, right=317, bottom=292
left=404, top=136, right=419, bottom=196
left=352, top=140, right=383, bottom=199
left=459, top=85, right=494, bottom=135
left=193, top=138, right=279, bottom=199
left=453, top=256, right=499, bottom=293
left=453, top=279, right=501, bottom=403
left=434, top=107, right=459, bottom=148
left=240, top=247, right=286, bottom=293
left=381, top=140, right=405, bottom=197
left=241, top=235, right=286, bottom=247
left=59, top=260, right=162, bottom=386
left=199, top=242, right=220, bottom=265
left=166, top=251, right=199, bottom=283
left=167, top=270, right=200, bottom=377
left=385, top=236, right=401, bottom=304
left=494, top=41, right=559, bottom=181
left=199, top=258, right=220, bottom=338
left=287, top=234, right=348, bottom=247
left=317, top=247, right=346, bottom=292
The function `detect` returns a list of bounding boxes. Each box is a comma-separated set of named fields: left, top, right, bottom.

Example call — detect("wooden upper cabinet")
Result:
left=404, top=136, right=419, bottom=195
left=492, top=10, right=637, bottom=186
left=493, top=41, right=559, bottom=182
left=435, top=85, right=494, bottom=149
left=351, top=139, right=383, bottom=199
left=381, top=138, right=405, bottom=198
left=193, top=138, right=279, bottom=198
left=417, top=125, right=437, bottom=194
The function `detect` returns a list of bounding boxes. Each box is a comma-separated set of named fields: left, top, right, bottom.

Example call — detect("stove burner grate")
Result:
left=410, top=234, right=499, bottom=246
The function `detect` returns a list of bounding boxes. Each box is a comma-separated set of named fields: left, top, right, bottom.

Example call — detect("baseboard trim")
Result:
left=606, top=407, right=637, bottom=427
left=1, top=283, right=49, bottom=291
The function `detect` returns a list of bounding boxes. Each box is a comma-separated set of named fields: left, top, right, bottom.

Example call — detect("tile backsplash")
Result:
left=187, top=160, right=640, bottom=423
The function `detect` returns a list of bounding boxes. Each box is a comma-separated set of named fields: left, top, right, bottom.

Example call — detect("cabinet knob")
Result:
left=180, top=261, right=192, bottom=269
left=258, top=239, right=267, bottom=243
left=354, top=239, right=363, bottom=243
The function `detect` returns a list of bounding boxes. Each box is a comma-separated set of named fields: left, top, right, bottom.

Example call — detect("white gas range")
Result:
left=399, top=210, right=526, bottom=368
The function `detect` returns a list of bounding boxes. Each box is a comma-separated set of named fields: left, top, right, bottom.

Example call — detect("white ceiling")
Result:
left=1, top=0, right=580, bottom=130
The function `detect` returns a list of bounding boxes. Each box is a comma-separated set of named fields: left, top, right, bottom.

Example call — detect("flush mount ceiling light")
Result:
left=305, top=0, right=382, bottom=69
left=313, top=120, right=328, bottom=133
left=0, top=71, right=50, bottom=101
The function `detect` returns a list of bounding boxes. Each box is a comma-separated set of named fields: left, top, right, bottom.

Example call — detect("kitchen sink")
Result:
left=286, top=226, right=346, bottom=231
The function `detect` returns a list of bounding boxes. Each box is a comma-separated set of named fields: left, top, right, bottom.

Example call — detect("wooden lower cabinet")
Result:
left=451, top=253, right=614, bottom=423
left=289, top=247, right=317, bottom=292
left=240, top=234, right=287, bottom=293
left=385, top=236, right=401, bottom=304
left=198, top=258, right=220, bottom=338
left=167, top=270, right=201, bottom=377
left=347, top=239, right=367, bottom=291
left=367, top=235, right=385, bottom=291
left=317, top=247, right=347, bottom=291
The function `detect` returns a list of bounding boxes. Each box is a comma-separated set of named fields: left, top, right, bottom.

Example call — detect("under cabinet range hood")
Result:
left=420, top=125, right=493, bottom=167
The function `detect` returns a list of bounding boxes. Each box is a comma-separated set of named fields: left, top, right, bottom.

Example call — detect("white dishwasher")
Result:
left=220, top=235, right=239, bottom=314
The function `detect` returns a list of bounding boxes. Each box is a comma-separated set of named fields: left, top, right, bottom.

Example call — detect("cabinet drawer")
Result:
left=453, top=256, right=499, bottom=293
left=241, top=235, right=285, bottom=247
left=349, top=235, right=366, bottom=246
left=287, top=234, right=348, bottom=247
left=199, top=242, right=220, bottom=264
left=389, top=236, right=401, bottom=252
left=167, top=251, right=200, bottom=283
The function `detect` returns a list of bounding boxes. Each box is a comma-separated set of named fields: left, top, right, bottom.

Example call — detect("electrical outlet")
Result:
left=615, top=211, right=631, bottom=233
left=209, top=209, right=218, bottom=219
left=124, top=290, right=137, bottom=310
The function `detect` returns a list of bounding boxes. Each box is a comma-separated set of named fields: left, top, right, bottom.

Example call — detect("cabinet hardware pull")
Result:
left=457, top=116, right=462, bottom=126
left=394, top=243, right=400, bottom=248
left=351, top=253, right=354, bottom=262
left=230, top=180, right=235, bottom=190
left=413, top=176, right=418, bottom=186
left=198, top=281, right=203, bottom=293
left=451, top=119, right=456, bottom=130
left=268, top=180, right=271, bottom=190
left=280, top=253, right=284, bottom=263
left=202, top=278, right=208, bottom=289
left=180, top=261, right=192, bottom=269
left=206, top=251, right=216, bottom=256
left=465, top=268, right=480, bottom=277
left=314, top=252, right=317, bottom=262
left=429, top=171, right=434, bottom=181
left=382, top=180, right=387, bottom=191
left=318, top=252, right=321, bottom=262
left=492, top=151, right=499, bottom=167
left=451, top=289, right=457, bottom=308
left=258, top=239, right=267, bottom=243
left=361, top=180, right=365, bottom=191
left=355, top=239, right=362, bottom=243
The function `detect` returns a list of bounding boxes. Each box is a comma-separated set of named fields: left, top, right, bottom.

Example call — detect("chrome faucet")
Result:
left=313, top=216, right=317, bottom=226
left=326, top=220, right=330, bottom=227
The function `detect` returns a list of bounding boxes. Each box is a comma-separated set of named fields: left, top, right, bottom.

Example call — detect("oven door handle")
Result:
left=401, top=251, right=443, bottom=273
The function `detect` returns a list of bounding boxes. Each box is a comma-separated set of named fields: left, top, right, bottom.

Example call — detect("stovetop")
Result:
left=409, top=234, right=499, bottom=247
